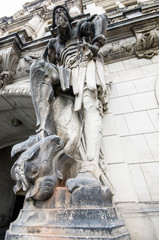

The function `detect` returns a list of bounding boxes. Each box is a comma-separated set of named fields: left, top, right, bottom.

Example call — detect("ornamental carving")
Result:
left=0, top=23, right=7, bottom=37
left=1, top=79, right=31, bottom=96
left=24, top=14, right=43, bottom=40
left=101, top=37, right=135, bottom=62
left=133, top=25, right=159, bottom=59
left=16, top=52, right=41, bottom=78
left=0, top=47, right=20, bottom=89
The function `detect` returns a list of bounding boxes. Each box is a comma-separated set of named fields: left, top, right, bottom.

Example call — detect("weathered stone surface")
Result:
left=5, top=187, right=130, bottom=240
left=10, top=5, right=112, bottom=206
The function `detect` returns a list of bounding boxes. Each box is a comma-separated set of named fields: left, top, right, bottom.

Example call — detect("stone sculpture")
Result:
left=11, top=5, right=112, bottom=201
left=6, top=6, right=131, bottom=240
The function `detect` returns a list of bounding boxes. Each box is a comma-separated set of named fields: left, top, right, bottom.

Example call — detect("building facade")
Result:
left=0, top=0, right=159, bottom=239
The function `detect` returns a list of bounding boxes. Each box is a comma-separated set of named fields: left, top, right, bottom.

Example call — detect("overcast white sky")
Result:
left=0, top=0, right=34, bottom=18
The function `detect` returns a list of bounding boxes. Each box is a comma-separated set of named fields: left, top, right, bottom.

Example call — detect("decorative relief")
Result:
left=0, top=47, right=20, bottom=89
left=133, top=25, right=159, bottom=59
left=24, top=14, right=43, bottom=40
left=1, top=80, right=31, bottom=96
left=101, top=24, right=159, bottom=62
left=101, top=37, right=136, bottom=62
left=15, top=52, right=41, bottom=79
left=13, top=9, right=29, bottom=20
left=0, top=24, right=7, bottom=38
left=136, top=49, right=158, bottom=59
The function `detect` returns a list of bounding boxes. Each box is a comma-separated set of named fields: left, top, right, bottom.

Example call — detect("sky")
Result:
left=0, top=0, right=34, bottom=18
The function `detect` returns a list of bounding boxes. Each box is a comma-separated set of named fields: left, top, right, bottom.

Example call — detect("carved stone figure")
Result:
left=6, top=6, right=133, bottom=240
left=11, top=135, right=77, bottom=201
left=11, top=5, right=112, bottom=203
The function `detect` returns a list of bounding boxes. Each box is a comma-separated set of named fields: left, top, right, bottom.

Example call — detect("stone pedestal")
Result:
left=5, top=187, right=130, bottom=240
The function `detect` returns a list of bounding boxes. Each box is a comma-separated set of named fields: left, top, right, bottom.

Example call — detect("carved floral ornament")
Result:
left=0, top=47, right=20, bottom=89
left=0, top=48, right=42, bottom=91
left=133, top=24, right=159, bottom=59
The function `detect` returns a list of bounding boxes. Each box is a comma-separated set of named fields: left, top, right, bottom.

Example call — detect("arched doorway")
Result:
left=0, top=146, right=25, bottom=240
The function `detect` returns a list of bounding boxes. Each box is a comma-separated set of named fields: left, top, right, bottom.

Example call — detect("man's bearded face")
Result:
left=54, top=8, right=68, bottom=28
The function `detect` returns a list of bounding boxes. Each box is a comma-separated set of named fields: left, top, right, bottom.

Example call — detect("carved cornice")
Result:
left=0, top=79, right=31, bottom=96
left=101, top=10, right=159, bottom=62
left=0, top=4, right=159, bottom=68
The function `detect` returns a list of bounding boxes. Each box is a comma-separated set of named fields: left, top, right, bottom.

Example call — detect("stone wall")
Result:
left=103, top=55, right=159, bottom=239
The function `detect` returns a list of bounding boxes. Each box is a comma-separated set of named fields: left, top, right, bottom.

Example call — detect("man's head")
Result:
left=52, top=6, right=72, bottom=29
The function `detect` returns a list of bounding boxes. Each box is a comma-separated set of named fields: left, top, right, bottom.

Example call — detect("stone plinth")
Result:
left=5, top=187, right=130, bottom=240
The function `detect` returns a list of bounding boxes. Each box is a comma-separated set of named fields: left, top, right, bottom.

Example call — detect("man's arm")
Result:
left=92, top=14, right=107, bottom=46
left=42, top=38, right=56, bottom=64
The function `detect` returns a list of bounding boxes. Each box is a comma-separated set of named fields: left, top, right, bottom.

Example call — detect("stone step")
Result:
left=5, top=231, right=130, bottom=240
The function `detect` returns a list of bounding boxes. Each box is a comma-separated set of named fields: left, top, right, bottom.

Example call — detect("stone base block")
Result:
left=5, top=207, right=130, bottom=239
left=5, top=187, right=130, bottom=240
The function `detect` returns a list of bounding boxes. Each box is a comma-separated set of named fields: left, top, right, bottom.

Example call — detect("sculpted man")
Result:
left=6, top=8, right=131, bottom=240
left=11, top=6, right=112, bottom=199
left=29, top=5, right=110, bottom=191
